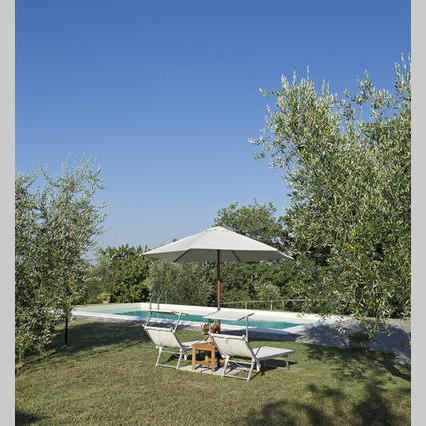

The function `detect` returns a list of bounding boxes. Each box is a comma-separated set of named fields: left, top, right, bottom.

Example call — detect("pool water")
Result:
left=116, top=310, right=302, bottom=330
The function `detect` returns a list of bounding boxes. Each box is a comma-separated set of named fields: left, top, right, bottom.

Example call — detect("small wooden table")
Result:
left=192, top=342, right=218, bottom=372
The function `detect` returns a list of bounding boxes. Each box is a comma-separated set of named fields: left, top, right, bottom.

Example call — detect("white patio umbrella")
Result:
left=142, top=226, right=292, bottom=310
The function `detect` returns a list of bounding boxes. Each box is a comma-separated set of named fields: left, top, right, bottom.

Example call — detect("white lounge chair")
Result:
left=210, top=333, right=295, bottom=382
left=143, top=325, right=203, bottom=370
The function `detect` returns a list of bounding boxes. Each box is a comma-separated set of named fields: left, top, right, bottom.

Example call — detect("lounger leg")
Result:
left=222, top=356, right=230, bottom=378
left=247, top=360, right=255, bottom=382
left=176, top=351, right=183, bottom=370
left=286, top=355, right=292, bottom=369
left=156, top=347, right=163, bottom=367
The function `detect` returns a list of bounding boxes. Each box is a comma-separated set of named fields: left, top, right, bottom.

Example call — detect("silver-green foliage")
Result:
left=15, top=160, right=106, bottom=360
left=254, top=280, right=281, bottom=302
left=214, top=200, right=290, bottom=252
left=213, top=200, right=295, bottom=304
left=99, top=245, right=151, bottom=303
left=145, top=261, right=213, bottom=306
left=250, top=56, right=411, bottom=329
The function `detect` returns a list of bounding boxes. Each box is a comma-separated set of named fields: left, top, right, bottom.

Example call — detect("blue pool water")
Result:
left=116, top=310, right=302, bottom=330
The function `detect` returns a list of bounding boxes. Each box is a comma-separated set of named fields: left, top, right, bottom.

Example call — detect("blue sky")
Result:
left=16, top=0, right=410, bottom=250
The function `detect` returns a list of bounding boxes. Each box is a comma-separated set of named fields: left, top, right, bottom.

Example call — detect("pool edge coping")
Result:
left=71, top=307, right=345, bottom=336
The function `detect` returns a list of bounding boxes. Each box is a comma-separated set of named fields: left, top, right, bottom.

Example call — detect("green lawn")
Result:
left=15, top=320, right=411, bottom=425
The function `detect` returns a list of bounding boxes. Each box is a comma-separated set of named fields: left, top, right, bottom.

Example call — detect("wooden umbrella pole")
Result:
left=216, top=250, right=221, bottom=309
left=217, top=250, right=221, bottom=331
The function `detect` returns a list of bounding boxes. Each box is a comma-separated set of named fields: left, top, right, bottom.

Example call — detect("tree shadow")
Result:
left=18, top=320, right=151, bottom=371
left=235, top=393, right=338, bottom=425
left=15, top=409, right=42, bottom=425
left=301, top=333, right=411, bottom=384
left=53, top=319, right=149, bottom=352
left=298, top=320, right=411, bottom=357
left=234, top=319, right=410, bottom=356
left=235, top=379, right=409, bottom=425
left=186, top=318, right=411, bottom=386
left=355, top=380, right=410, bottom=426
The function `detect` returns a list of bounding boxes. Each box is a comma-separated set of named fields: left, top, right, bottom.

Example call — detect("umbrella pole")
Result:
left=217, top=250, right=221, bottom=309
left=217, top=250, right=221, bottom=331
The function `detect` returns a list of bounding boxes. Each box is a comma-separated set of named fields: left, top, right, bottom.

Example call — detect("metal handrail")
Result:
left=148, top=291, right=156, bottom=310
left=220, top=298, right=325, bottom=310
left=156, top=289, right=164, bottom=310
left=148, top=288, right=168, bottom=310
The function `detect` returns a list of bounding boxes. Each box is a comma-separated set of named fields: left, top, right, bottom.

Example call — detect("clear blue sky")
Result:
left=16, top=0, right=410, bottom=250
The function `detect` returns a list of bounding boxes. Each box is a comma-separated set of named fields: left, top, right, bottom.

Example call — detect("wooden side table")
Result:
left=192, top=342, right=217, bottom=372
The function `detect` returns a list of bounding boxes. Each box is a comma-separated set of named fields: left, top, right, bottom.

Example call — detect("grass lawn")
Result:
left=15, top=320, right=411, bottom=425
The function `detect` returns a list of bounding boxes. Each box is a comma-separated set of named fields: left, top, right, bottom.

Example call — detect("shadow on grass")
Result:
left=210, top=323, right=411, bottom=383
left=235, top=396, right=337, bottom=425
left=303, top=343, right=411, bottom=384
left=15, top=410, right=42, bottom=425
left=56, top=320, right=151, bottom=353
left=18, top=320, right=151, bottom=371
left=230, top=320, right=410, bottom=373
left=236, top=379, right=409, bottom=425
left=223, top=324, right=410, bottom=425
left=53, top=320, right=149, bottom=350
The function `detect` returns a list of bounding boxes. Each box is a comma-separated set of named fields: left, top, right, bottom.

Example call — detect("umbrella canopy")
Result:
left=142, top=226, right=292, bottom=309
left=142, top=226, right=292, bottom=263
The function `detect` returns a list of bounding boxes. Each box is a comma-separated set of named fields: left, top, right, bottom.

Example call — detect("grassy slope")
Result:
left=16, top=320, right=411, bottom=425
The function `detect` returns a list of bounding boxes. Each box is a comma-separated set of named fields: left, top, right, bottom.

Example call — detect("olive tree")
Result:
left=250, top=56, right=411, bottom=331
left=15, top=160, right=106, bottom=360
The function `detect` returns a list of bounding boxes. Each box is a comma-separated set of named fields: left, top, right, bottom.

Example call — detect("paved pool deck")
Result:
left=246, top=317, right=411, bottom=365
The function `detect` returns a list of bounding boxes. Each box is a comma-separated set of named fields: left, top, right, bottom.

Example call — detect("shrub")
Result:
left=145, top=261, right=213, bottom=306
left=348, top=332, right=371, bottom=351
left=97, top=292, right=111, bottom=303
left=255, top=281, right=281, bottom=301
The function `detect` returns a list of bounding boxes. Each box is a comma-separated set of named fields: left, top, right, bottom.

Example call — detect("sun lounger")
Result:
left=143, top=325, right=203, bottom=370
left=209, top=333, right=294, bottom=382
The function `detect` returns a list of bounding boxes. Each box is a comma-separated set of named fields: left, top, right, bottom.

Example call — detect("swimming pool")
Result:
left=115, top=309, right=302, bottom=329
left=71, top=302, right=340, bottom=335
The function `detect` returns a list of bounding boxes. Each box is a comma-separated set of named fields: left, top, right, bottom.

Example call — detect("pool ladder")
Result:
left=148, top=289, right=168, bottom=310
